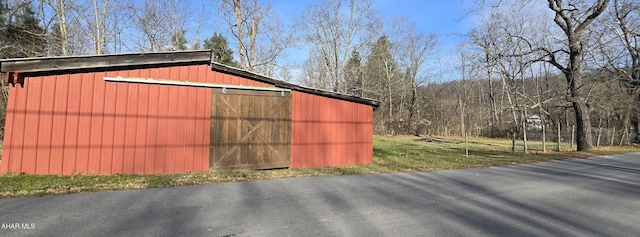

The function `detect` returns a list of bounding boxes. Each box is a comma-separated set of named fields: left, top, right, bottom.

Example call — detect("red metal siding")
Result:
left=0, top=65, right=273, bottom=175
left=89, top=72, right=104, bottom=174
left=290, top=91, right=373, bottom=168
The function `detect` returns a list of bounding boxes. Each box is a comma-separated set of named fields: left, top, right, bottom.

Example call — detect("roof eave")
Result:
left=0, top=50, right=212, bottom=75
left=0, top=51, right=380, bottom=108
left=210, top=63, right=380, bottom=108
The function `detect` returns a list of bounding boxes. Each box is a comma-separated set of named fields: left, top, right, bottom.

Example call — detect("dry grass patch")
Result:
left=1, top=135, right=638, bottom=199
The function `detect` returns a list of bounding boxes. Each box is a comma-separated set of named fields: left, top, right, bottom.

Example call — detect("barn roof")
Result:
left=0, top=50, right=380, bottom=108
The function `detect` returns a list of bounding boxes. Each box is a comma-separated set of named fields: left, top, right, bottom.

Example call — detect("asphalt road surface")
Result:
left=1, top=153, right=640, bottom=237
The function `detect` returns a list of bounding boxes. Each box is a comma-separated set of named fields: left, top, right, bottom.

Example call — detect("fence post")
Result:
left=557, top=125, right=561, bottom=152
left=597, top=127, right=602, bottom=147
left=522, top=116, right=528, bottom=155
left=571, top=125, right=575, bottom=150
left=542, top=123, right=546, bottom=152
left=465, top=131, right=469, bottom=158
left=619, top=128, right=628, bottom=146
left=512, top=132, right=516, bottom=154
left=610, top=127, right=616, bottom=146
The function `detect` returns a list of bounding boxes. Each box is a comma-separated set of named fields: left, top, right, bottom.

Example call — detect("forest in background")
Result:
left=0, top=0, right=638, bottom=151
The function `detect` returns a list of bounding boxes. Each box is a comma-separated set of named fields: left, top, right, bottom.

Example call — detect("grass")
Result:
left=1, top=135, right=638, bottom=199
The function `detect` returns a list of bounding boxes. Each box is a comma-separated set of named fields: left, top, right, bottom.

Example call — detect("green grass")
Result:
left=1, top=135, right=638, bottom=199
left=370, top=135, right=639, bottom=172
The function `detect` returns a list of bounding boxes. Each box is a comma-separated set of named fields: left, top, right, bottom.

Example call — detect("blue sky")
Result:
left=373, top=0, right=477, bottom=38
left=194, top=0, right=481, bottom=82
left=273, top=0, right=476, bottom=38
left=268, top=0, right=479, bottom=81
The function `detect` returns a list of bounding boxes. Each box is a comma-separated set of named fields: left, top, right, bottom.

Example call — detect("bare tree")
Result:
left=129, top=0, right=190, bottom=52
left=40, top=0, right=94, bottom=55
left=218, top=0, right=293, bottom=74
left=609, top=0, right=640, bottom=84
left=296, top=0, right=378, bottom=92
left=470, top=28, right=500, bottom=134
left=91, top=0, right=108, bottom=54
left=468, top=10, right=512, bottom=135
left=485, top=8, right=535, bottom=133
left=542, top=0, right=610, bottom=151
left=393, top=18, right=438, bottom=134
left=469, top=0, right=612, bottom=150
left=579, top=0, right=640, bottom=141
left=456, top=43, right=471, bottom=136
left=38, top=0, right=131, bottom=55
left=43, top=0, right=70, bottom=55
left=278, top=65, right=293, bottom=82
left=301, top=48, right=332, bottom=89
left=606, top=0, right=640, bottom=131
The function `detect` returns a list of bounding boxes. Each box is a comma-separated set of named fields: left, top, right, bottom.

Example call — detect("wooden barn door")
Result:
left=210, top=89, right=291, bottom=169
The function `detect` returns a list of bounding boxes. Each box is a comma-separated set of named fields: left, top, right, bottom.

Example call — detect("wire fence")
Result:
left=518, top=127, right=637, bottom=152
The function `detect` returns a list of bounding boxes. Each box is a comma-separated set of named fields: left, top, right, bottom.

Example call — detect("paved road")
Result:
left=1, top=153, right=640, bottom=237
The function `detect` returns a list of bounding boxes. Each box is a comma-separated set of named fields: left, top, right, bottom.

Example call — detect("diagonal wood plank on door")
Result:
left=210, top=89, right=291, bottom=169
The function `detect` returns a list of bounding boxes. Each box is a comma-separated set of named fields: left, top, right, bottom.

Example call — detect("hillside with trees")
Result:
left=295, top=0, right=639, bottom=151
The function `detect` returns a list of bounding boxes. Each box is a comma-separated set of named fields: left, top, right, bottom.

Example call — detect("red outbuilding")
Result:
left=0, top=50, right=379, bottom=175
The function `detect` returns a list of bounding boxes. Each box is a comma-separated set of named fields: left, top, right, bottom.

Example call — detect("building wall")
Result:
left=0, top=64, right=272, bottom=175
left=290, top=91, right=373, bottom=168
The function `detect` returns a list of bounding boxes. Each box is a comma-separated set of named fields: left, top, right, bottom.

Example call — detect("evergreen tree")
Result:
left=343, top=49, right=363, bottom=95
left=0, top=2, right=45, bottom=58
left=15, top=4, right=44, bottom=57
left=365, top=36, right=401, bottom=98
left=0, top=0, right=11, bottom=58
left=0, top=0, right=6, bottom=28
left=203, top=33, right=239, bottom=68
left=365, top=35, right=402, bottom=134
left=169, top=29, right=188, bottom=51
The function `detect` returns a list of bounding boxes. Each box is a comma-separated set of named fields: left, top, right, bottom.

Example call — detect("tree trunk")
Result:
left=93, top=0, right=109, bottom=55
left=546, top=0, right=608, bottom=151
left=488, top=73, right=497, bottom=136
left=54, top=0, right=69, bottom=56
left=459, top=95, right=465, bottom=136
left=406, top=86, right=417, bottom=134
left=388, top=76, right=394, bottom=135
left=522, top=107, right=528, bottom=154
left=248, top=18, right=258, bottom=71
left=233, top=0, right=246, bottom=69
left=566, top=59, right=593, bottom=151
left=573, top=100, right=593, bottom=150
